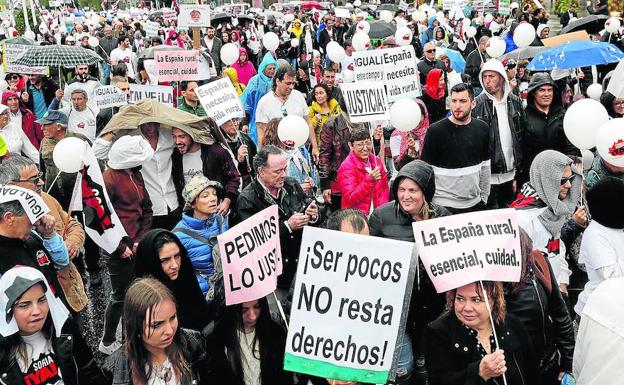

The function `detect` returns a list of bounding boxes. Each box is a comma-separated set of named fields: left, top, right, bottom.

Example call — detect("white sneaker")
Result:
left=98, top=340, right=122, bottom=355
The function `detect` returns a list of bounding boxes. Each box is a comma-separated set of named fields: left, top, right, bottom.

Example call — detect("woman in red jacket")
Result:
left=337, top=128, right=389, bottom=214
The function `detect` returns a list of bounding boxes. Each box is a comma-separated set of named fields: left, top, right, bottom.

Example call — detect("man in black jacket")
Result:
left=559, top=5, right=577, bottom=28
left=318, top=14, right=337, bottom=54
left=523, top=73, right=580, bottom=173
left=417, top=42, right=445, bottom=86
left=473, top=59, right=527, bottom=208
left=232, top=146, right=322, bottom=289
left=170, top=127, right=241, bottom=216
left=464, top=36, right=490, bottom=95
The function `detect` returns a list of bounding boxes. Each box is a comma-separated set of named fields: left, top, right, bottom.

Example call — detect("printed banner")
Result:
left=178, top=4, right=211, bottom=27
left=93, top=86, right=127, bottom=109
left=129, top=84, right=174, bottom=106
left=195, top=77, right=245, bottom=126
left=154, top=50, right=200, bottom=81
left=412, top=208, right=522, bottom=293
left=0, top=185, right=49, bottom=223
left=352, top=45, right=421, bottom=101
left=218, top=205, right=282, bottom=306
left=3, top=43, right=48, bottom=75
left=340, top=82, right=390, bottom=123
left=285, top=227, right=416, bottom=384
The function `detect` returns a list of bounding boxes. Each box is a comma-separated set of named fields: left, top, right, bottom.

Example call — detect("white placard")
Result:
left=178, top=4, right=211, bottom=28
left=128, top=84, right=174, bottom=106
left=340, top=81, right=390, bottom=123
left=93, top=86, right=127, bottom=109
left=195, top=77, right=245, bottom=125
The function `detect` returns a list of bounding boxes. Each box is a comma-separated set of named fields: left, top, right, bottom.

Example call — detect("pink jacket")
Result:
left=337, top=151, right=389, bottom=214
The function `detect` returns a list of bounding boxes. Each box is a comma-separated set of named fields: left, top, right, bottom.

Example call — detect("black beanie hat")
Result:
left=586, top=177, right=624, bottom=229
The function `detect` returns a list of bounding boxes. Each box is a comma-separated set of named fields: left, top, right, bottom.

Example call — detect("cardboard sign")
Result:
left=413, top=209, right=522, bottom=293
left=178, top=4, right=211, bottom=28
left=93, top=86, right=127, bottom=109
left=542, top=30, right=590, bottom=48
left=128, top=84, right=174, bottom=106
left=340, top=82, right=390, bottom=123
left=144, top=21, right=160, bottom=37
left=352, top=45, right=421, bottom=102
left=285, top=227, right=416, bottom=384
left=195, top=77, right=245, bottom=126
left=0, top=185, right=49, bottom=223
left=154, top=50, right=200, bottom=82
left=3, top=43, right=48, bottom=75
left=218, top=205, right=282, bottom=305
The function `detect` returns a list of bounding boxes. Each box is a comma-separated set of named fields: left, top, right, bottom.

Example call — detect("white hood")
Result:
left=479, top=58, right=510, bottom=103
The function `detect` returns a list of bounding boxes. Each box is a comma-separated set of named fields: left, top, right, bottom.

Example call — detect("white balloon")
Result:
left=23, top=30, right=35, bottom=40
left=379, top=10, right=394, bottom=23
left=326, top=41, right=346, bottom=63
left=605, top=17, right=621, bottom=34
left=564, top=98, right=609, bottom=150
left=413, top=11, right=426, bottom=22
left=597, top=118, right=624, bottom=166
left=220, top=43, right=240, bottom=66
left=587, top=83, right=603, bottom=100
left=352, top=32, right=370, bottom=51
left=390, top=98, right=422, bottom=132
left=465, top=26, right=477, bottom=38
left=262, top=32, right=279, bottom=51
left=486, top=37, right=506, bottom=58
left=395, top=26, right=413, bottom=46
left=53, top=137, right=87, bottom=173
left=88, top=36, right=99, bottom=48
left=462, top=17, right=472, bottom=28
left=354, top=0, right=362, bottom=7
left=284, top=13, right=295, bottom=23
left=290, top=38, right=299, bottom=48
left=278, top=115, right=309, bottom=148
left=581, top=149, right=595, bottom=171
left=435, top=11, right=445, bottom=22
left=356, top=20, right=370, bottom=34
left=484, top=14, right=494, bottom=23
left=395, top=17, right=407, bottom=28
left=343, top=69, right=354, bottom=83
left=513, top=22, right=536, bottom=48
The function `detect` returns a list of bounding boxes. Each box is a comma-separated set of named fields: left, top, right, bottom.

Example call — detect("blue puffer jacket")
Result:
left=174, top=214, right=228, bottom=296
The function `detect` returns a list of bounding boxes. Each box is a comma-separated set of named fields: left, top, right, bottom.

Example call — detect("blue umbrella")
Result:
left=439, top=48, right=466, bottom=73
left=526, top=40, right=624, bottom=71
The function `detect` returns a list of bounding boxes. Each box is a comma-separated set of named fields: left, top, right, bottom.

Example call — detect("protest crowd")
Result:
left=0, top=0, right=622, bottom=384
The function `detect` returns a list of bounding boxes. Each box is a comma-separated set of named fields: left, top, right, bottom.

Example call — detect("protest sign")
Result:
left=129, top=84, right=174, bottom=106
left=352, top=45, right=421, bottom=102
left=398, top=0, right=409, bottom=11
left=442, top=0, right=468, bottom=10
left=93, top=86, right=127, bottom=110
left=0, top=185, right=49, bottom=223
left=195, top=77, right=245, bottom=126
left=334, top=7, right=351, bottom=19
left=162, top=8, right=177, bottom=22
left=178, top=4, right=211, bottom=28
left=285, top=227, right=416, bottom=384
left=412, top=208, right=522, bottom=293
left=218, top=205, right=282, bottom=306
left=144, top=21, right=160, bottom=37
left=154, top=50, right=200, bottom=82
left=340, top=82, right=390, bottom=123
left=3, top=43, right=48, bottom=75
left=498, top=0, right=511, bottom=15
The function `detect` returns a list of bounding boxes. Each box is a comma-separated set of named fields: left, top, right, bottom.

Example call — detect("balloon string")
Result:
left=46, top=171, right=62, bottom=194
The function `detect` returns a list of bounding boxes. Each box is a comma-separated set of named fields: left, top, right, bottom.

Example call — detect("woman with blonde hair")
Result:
left=103, top=278, right=213, bottom=385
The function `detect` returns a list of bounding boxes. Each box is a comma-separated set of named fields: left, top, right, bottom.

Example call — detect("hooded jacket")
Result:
left=135, top=229, right=212, bottom=331
left=223, top=68, right=247, bottom=96
left=230, top=48, right=257, bottom=86
left=241, top=52, right=278, bottom=144
left=420, top=68, right=447, bottom=124
left=524, top=73, right=580, bottom=171
left=473, top=59, right=527, bottom=182
left=1, top=91, right=43, bottom=149
left=337, top=151, right=390, bottom=214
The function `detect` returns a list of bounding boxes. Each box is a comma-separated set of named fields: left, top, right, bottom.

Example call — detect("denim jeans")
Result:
left=394, top=332, right=415, bottom=380
left=102, top=251, right=135, bottom=342
left=100, top=63, right=111, bottom=85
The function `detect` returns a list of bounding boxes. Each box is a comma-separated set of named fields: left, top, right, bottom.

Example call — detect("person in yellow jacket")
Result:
left=223, top=67, right=246, bottom=96
left=308, top=84, right=341, bottom=145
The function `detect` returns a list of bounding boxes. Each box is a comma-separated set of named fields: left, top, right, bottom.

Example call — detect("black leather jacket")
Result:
left=0, top=317, right=106, bottom=385
left=505, top=262, right=575, bottom=374
left=103, top=329, right=212, bottom=385
left=473, top=92, right=527, bottom=182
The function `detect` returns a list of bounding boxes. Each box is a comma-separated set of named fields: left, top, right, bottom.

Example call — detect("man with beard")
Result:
left=62, top=65, right=100, bottom=106
left=202, top=26, right=222, bottom=75
left=421, top=83, right=491, bottom=213
left=170, top=124, right=240, bottom=216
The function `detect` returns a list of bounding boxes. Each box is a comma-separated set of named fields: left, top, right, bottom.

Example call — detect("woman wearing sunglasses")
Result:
left=510, top=150, right=584, bottom=298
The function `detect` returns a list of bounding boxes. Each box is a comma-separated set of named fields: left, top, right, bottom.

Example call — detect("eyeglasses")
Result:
left=353, top=140, right=372, bottom=149
left=14, top=172, right=43, bottom=184
left=426, top=49, right=436, bottom=53
left=8, top=75, right=20, bottom=80
left=560, top=175, right=575, bottom=186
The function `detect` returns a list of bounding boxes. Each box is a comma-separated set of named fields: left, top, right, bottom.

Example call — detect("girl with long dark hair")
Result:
left=205, top=297, right=293, bottom=385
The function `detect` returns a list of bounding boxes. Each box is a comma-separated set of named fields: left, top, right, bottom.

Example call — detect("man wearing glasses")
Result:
left=417, top=42, right=445, bottom=86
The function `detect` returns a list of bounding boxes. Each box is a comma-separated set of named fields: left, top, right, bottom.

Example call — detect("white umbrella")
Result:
left=606, top=60, right=624, bottom=98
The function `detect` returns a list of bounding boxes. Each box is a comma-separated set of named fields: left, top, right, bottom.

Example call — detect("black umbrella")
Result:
left=211, top=13, right=232, bottom=27
left=560, top=14, right=609, bottom=35
left=148, top=10, right=163, bottom=21
left=235, top=14, right=254, bottom=23
left=368, top=21, right=397, bottom=39
left=377, top=4, right=398, bottom=12
left=0, top=37, right=35, bottom=45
